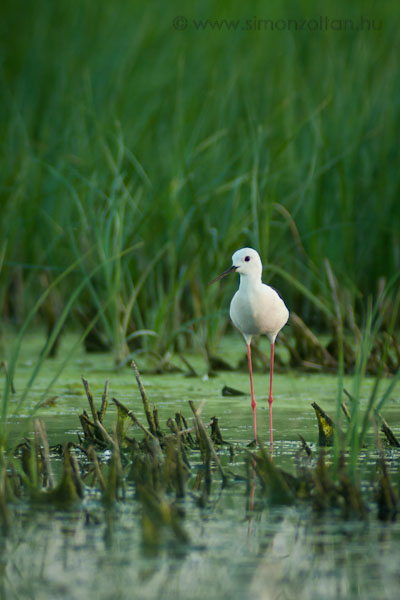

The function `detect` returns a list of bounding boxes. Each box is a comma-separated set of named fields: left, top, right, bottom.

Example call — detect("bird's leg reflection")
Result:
left=247, top=461, right=257, bottom=538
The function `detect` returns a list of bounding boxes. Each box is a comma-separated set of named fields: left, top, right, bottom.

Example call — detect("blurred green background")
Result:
left=1, top=0, right=399, bottom=362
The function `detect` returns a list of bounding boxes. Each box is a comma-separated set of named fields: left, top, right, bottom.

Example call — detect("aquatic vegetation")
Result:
left=1, top=360, right=400, bottom=549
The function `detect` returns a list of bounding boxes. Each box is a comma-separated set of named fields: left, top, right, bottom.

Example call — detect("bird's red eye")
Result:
left=245, top=256, right=250, bottom=262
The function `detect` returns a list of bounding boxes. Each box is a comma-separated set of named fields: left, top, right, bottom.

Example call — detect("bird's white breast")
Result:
left=230, top=282, right=289, bottom=343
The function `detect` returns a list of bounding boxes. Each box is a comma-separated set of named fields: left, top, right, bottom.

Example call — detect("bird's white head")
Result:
left=208, top=247, right=263, bottom=285
left=231, top=247, right=263, bottom=279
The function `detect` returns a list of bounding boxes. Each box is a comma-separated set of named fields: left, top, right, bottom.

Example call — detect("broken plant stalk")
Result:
left=131, top=360, right=156, bottom=435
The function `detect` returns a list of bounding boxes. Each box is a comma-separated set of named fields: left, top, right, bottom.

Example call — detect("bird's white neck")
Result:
left=238, top=272, right=262, bottom=291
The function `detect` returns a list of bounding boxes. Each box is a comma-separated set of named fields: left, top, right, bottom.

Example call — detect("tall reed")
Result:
left=1, top=0, right=399, bottom=354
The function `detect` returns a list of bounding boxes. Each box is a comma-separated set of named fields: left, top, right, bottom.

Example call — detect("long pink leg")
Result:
left=268, top=342, right=275, bottom=446
left=246, top=343, right=257, bottom=440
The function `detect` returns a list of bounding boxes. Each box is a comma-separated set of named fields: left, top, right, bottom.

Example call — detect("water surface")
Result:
left=1, top=333, right=400, bottom=600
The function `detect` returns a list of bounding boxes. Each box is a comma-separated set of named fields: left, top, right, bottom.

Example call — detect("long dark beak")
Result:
left=208, top=265, right=237, bottom=285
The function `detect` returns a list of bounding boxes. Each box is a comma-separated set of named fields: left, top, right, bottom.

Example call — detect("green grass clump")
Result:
left=1, top=0, right=399, bottom=360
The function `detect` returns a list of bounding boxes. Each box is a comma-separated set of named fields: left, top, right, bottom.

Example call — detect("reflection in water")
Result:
left=250, top=511, right=400, bottom=600
left=2, top=490, right=400, bottom=600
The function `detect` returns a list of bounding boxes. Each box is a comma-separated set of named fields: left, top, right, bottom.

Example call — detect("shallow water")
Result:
left=1, top=332, right=400, bottom=600
left=5, top=496, right=400, bottom=600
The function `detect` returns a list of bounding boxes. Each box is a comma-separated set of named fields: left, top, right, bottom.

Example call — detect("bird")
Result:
left=209, top=247, right=289, bottom=445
